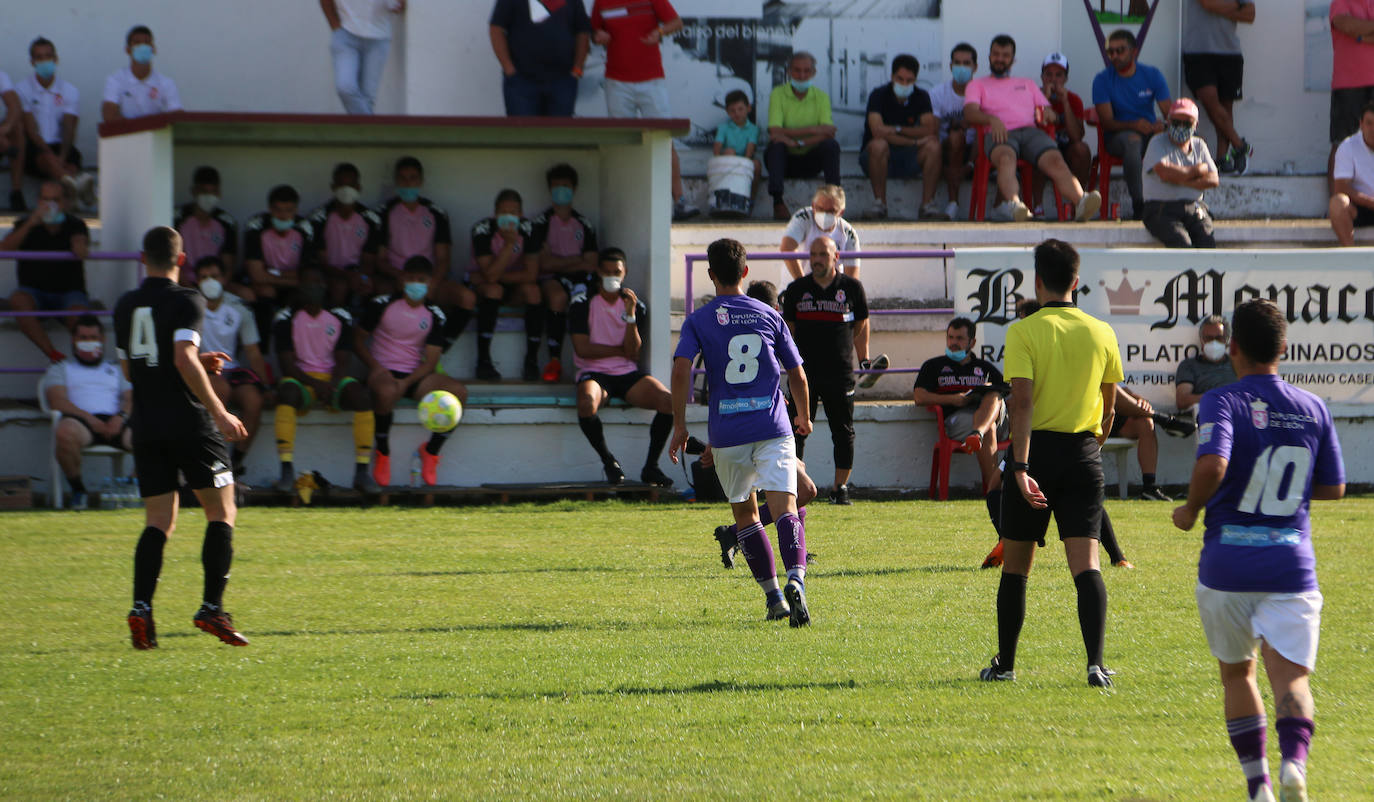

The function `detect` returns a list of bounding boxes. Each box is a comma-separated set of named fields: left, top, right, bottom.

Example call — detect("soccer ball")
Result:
left=417, top=390, right=462, bottom=433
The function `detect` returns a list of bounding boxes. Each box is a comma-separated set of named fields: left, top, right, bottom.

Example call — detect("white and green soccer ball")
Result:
left=417, top=390, right=463, bottom=433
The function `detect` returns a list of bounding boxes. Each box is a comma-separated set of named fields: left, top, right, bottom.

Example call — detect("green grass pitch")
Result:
left=1, top=499, right=1371, bottom=800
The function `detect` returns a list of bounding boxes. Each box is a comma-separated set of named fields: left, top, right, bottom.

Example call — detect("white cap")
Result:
left=1043, top=52, right=1069, bottom=70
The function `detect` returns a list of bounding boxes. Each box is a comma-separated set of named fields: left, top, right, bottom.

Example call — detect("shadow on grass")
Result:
left=393, top=566, right=628, bottom=577
left=820, top=565, right=976, bottom=578
left=399, top=677, right=867, bottom=701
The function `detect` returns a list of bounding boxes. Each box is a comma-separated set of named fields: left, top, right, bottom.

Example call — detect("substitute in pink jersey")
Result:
left=243, top=184, right=314, bottom=306
left=309, top=162, right=382, bottom=307
left=527, top=163, right=600, bottom=383
left=470, top=188, right=541, bottom=382
left=174, top=166, right=238, bottom=286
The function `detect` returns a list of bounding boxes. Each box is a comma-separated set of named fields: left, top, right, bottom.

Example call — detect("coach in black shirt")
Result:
left=911, top=316, right=1007, bottom=490
left=782, top=235, right=869, bottom=505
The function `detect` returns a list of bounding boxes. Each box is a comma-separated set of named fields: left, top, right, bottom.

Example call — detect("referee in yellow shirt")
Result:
left=979, top=239, right=1124, bottom=688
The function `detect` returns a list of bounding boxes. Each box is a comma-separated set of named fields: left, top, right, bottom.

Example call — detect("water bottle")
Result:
left=129, top=477, right=141, bottom=508
left=115, top=477, right=130, bottom=509
left=100, top=477, right=117, bottom=510
left=409, top=452, right=421, bottom=488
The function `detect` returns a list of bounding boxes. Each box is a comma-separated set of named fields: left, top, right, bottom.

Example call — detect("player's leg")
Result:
left=576, top=376, right=622, bottom=483
left=337, top=378, right=378, bottom=491
left=971, top=392, right=1003, bottom=489
left=412, top=374, right=467, bottom=485
left=474, top=281, right=504, bottom=379
left=272, top=379, right=311, bottom=491
left=189, top=480, right=248, bottom=646
left=366, top=368, right=404, bottom=486
left=624, top=374, right=674, bottom=487
left=1258, top=590, right=1322, bottom=801
left=983, top=443, right=1052, bottom=680
left=1098, top=508, right=1131, bottom=567
left=127, top=440, right=181, bottom=650
left=517, top=281, right=544, bottom=381
left=1118, top=416, right=1163, bottom=499
left=541, top=278, right=569, bottom=380
left=1058, top=434, right=1111, bottom=685
left=54, top=417, right=94, bottom=503
left=436, top=279, right=477, bottom=344
left=716, top=441, right=786, bottom=618
left=229, top=383, right=264, bottom=475
left=818, top=377, right=856, bottom=496
left=1197, top=584, right=1272, bottom=798
left=756, top=435, right=807, bottom=626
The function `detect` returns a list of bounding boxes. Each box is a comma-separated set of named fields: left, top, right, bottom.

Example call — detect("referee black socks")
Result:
left=1074, top=569, right=1108, bottom=669
left=996, top=572, right=1028, bottom=672
left=202, top=521, right=234, bottom=610
left=132, top=526, right=167, bottom=606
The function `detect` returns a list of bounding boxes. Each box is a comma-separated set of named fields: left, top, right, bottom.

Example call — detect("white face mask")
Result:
left=601, top=275, right=623, bottom=293
left=1202, top=340, right=1228, bottom=362
left=813, top=210, right=837, bottom=231
left=334, top=186, right=360, bottom=205
left=75, top=341, right=103, bottom=356
left=200, top=278, right=224, bottom=300
left=196, top=194, right=219, bottom=213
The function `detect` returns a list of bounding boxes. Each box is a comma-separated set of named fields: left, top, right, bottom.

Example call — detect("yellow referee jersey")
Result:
left=1003, top=304, right=1124, bottom=435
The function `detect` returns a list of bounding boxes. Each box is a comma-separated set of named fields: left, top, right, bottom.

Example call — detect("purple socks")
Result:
left=1277, top=716, right=1313, bottom=779
left=736, top=522, right=778, bottom=592
left=1227, top=714, right=1269, bottom=798
left=774, top=512, right=807, bottom=584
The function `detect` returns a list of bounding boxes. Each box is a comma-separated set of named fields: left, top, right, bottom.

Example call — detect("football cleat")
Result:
left=371, top=452, right=391, bottom=488
left=784, top=580, right=810, bottom=628
left=1250, top=784, right=1277, bottom=802
left=979, top=655, right=1015, bottom=682
left=1153, top=411, right=1196, bottom=438
left=1278, top=761, right=1307, bottom=802
left=127, top=606, right=157, bottom=650
left=475, top=361, right=502, bottom=382
left=522, top=355, right=540, bottom=382
left=1087, top=664, right=1114, bottom=688
left=419, top=448, right=440, bottom=486
left=194, top=606, right=249, bottom=646
left=828, top=484, right=852, bottom=506
left=981, top=540, right=1004, bottom=569
left=1138, top=486, right=1172, bottom=501
left=1113, top=559, right=1135, bottom=569
left=857, top=353, right=889, bottom=389
left=603, top=459, right=625, bottom=485
left=640, top=465, right=673, bottom=488
left=353, top=468, right=380, bottom=494
left=765, top=598, right=791, bottom=621
left=713, top=525, right=736, bottom=569
left=540, top=357, right=562, bottom=383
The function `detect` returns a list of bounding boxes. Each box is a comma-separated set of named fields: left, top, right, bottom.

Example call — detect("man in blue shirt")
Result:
left=1092, top=29, right=1172, bottom=220
left=671, top=238, right=813, bottom=626
left=1173, top=299, right=1345, bottom=802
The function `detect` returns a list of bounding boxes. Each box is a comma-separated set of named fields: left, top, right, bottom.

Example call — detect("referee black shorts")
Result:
left=1000, top=430, right=1104, bottom=544
left=134, top=431, right=233, bottom=497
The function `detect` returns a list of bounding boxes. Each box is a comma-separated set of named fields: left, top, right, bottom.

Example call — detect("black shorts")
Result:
left=1330, top=86, right=1374, bottom=144
left=224, top=367, right=267, bottom=390
left=389, top=369, right=426, bottom=400
left=1109, top=412, right=1128, bottom=438
left=1183, top=53, right=1244, bottom=101
left=134, top=431, right=232, bottom=497
left=1355, top=206, right=1374, bottom=228
left=23, top=142, right=83, bottom=177
left=67, top=413, right=130, bottom=449
left=578, top=370, right=648, bottom=400
left=1000, top=430, right=1104, bottom=544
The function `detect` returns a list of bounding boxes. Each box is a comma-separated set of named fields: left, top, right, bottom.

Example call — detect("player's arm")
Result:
left=59, top=112, right=78, bottom=161
left=1007, top=376, right=1047, bottom=508
left=1172, top=453, right=1227, bottom=530
left=620, top=291, right=643, bottom=362
left=354, top=323, right=381, bottom=375
left=399, top=344, right=442, bottom=390
left=851, top=316, right=870, bottom=365
left=786, top=365, right=811, bottom=436
left=912, top=386, right=963, bottom=407
left=1312, top=483, right=1346, bottom=500
left=242, top=342, right=270, bottom=386
left=1333, top=177, right=1374, bottom=210
left=779, top=235, right=802, bottom=280
left=1176, top=379, right=1202, bottom=410
left=1332, top=13, right=1374, bottom=38
left=174, top=340, right=247, bottom=441
left=45, top=382, right=103, bottom=430
left=502, top=251, right=539, bottom=285
left=669, top=355, right=694, bottom=462
left=1097, top=382, right=1116, bottom=446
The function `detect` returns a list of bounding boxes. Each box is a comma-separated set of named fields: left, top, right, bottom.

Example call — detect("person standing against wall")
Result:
left=490, top=0, right=590, bottom=117
left=321, top=0, right=406, bottom=115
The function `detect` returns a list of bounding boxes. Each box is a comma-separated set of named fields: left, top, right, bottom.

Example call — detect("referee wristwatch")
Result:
left=1008, top=460, right=1030, bottom=473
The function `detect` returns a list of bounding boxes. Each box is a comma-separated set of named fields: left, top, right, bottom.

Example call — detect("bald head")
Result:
left=809, top=236, right=838, bottom=279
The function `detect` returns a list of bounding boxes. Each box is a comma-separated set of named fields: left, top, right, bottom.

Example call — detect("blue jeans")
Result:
left=502, top=73, right=578, bottom=117
left=331, top=28, right=390, bottom=115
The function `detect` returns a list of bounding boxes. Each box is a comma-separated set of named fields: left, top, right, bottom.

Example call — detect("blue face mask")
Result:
left=946, top=347, right=968, bottom=362
left=131, top=44, right=154, bottom=65
left=892, top=81, right=916, bottom=99
left=34, top=60, right=56, bottom=80
left=496, top=214, right=521, bottom=230
left=271, top=217, right=294, bottom=232
left=951, top=65, right=974, bottom=84
left=551, top=186, right=574, bottom=206
left=42, top=207, right=66, bottom=225
left=404, top=281, right=428, bottom=302
left=397, top=187, right=420, bottom=203
left=790, top=77, right=812, bottom=92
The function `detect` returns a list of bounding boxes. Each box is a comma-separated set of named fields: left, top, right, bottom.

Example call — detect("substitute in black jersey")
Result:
left=113, top=226, right=249, bottom=651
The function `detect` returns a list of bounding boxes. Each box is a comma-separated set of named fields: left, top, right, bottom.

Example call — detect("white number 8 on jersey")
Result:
left=725, top=333, right=763, bottom=385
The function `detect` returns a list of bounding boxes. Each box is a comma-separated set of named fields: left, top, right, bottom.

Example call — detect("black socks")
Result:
left=996, top=572, right=1028, bottom=672
left=202, top=521, right=234, bottom=609
left=1074, top=569, right=1108, bottom=668
left=133, top=526, right=167, bottom=606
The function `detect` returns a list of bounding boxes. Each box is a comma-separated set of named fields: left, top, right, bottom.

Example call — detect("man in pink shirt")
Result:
left=1329, top=1, right=1374, bottom=188
left=963, top=34, right=1100, bottom=222
left=570, top=247, right=673, bottom=487
left=308, top=162, right=381, bottom=307
left=356, top=256, right=467, bottom=487
left=173, top=165, right=238, bottom=288
left=470, top=189, right=541, bottom=381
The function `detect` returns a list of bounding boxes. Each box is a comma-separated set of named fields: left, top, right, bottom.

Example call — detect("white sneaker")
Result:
left=988, top=201, right=1014, bottom=222
left=919, top=201, right=949, bottom=220
left=1075, top=190, right=1102, bottom=222
left=1010, top=199, right=1032, bottom=222
left=862, top=200, right=888, bottom=220
left=1278, top=761, right=1307, bottom=802
left=1250, top=784, right=1276, bottom=802
left=944, top=200, right=960, bottom=219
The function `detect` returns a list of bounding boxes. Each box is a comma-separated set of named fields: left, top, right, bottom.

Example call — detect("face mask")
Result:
left=946, top=348, right=968, bottom=362
left=41, top=205, right=65, bottom=225
left=34, top=60, right=56, bottom=80
left=404, top=281, right=428, bottom=302
left=199, top=278, right=223, bottom=300
left=299, top=284, right=327, bottom=306
left=397, top=187, right=420, bottom=203
left=600, top=275, right=623, bottom=293
left=496, top=214, right=521, bottom=230
left=551, top=186, right=575, bottom=206
left=132, top=44, right=154, bottom=64
left=195, top=193, right=219, bottom=213
left=75, top=341, right=103, bottom=360
left=272, top=217, right=294, bottom=232
left=813, top=210, right=837, bottom=231
left=334, top=186, right=360, bottom=206
left=790, top=77, right=812, bottom=92
left=1168, top=122, right=1195, bottom=145
left=951, top=65, right=974, bottom=84
left=1203, top=340, right=1227, bottom=361
left=892, top=81, right=915, bottom=99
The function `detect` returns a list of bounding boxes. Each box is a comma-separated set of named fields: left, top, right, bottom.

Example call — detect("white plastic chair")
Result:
left=38, top=373, right=128, bottom=508
left=1099, top=437, right=1137, bottom=500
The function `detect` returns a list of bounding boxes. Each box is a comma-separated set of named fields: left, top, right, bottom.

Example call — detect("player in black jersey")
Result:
left=113, top=227, right=250, bottom=650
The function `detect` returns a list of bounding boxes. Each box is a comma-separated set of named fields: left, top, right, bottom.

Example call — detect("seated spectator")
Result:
left=528, top=163, right=599, bottom=383
left=489, top=0, right=588, bottom=117
left=860, top=54, right=941, bottom=221
left=243, top=184, right=314, bottom=334
left=1092, top=29, right=1171, bottom=220
left=779, top=185, right=860, bottom=280
left=911, top=316, right=1007, bottom=491
left=308, top=162, right=382, bottom=306
left=928, top=42, right=979, bottom=220
left=0, top=70, right=17, bottom=184
left=1329, top=101, right=1374, bottom=246
left=712, top=89, right=763, bottom=202
left=173, top=166, right=238, bottom=288
left=765, top=51, right=840, bottom=221
left=44, top=315, right=132, bottom=508
left=963, top=34, right=1101, bottom=222
left=1, top=180, right=90, bottom=361
left=10, top=37, right=92, bottom=211
left=356, top=256, right=467, bottom=487
left=195, top=257, right=269, bottom=477
left=1031, top=52, right=1090, bottom=218
left=1142, top=98, right=1219, bottom=249
left=470, top=189, right=541, bottom=381
left=1328, top=1, right=1374, bottom=190
left=1175, top=314, right=1238, bottom=411
left=101, top=25, right=182, bottom=123
left=570, top=248, right=673, bottom=487
left=272, top=264, right=378, bottom=493
left=1106, top=384, right=1172, bottom=500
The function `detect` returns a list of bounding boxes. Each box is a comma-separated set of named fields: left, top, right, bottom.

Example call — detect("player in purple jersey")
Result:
left=670, top=238, right=813, bottom=626
left=1173, top=300, right=1344, bottom=802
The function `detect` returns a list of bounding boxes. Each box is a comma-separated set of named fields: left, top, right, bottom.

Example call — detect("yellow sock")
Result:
left=275, top=405, right=297, bottom=461
left=353, top=411, right=374, bottom=464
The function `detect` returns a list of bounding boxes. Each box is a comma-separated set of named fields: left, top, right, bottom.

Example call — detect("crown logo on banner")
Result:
left=1098, top=270, right=1149, bottom=315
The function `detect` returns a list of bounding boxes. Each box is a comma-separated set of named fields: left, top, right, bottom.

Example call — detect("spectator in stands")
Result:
left=490, top=0, right=589, bottom=117
left=1330, top=101, right=1374, bottom=246
left=356, top=256, right=466, bottom=487
left=963, top=34, right=1101, bottom=223
left=1329, top=2, right=1374, bottom=190
left=1182, top=0, right=1254, bottom=175
left=0, top=70, right=21, bottom=202
left=10, top=37, right=91, bottom=211
left=101, top=26, right=182, bottom=123
left=570, top=247, right=674, bottom=487
left=928, top=42, right=979, bottom=221
left=272, top=264, right=379, bottom=493
left=1091, top=29, right=1172, bottom=221
left=1175, top=314, right=1238, bottom=411
left=321, top=0, right=405, bottom=115
left=911, top=316, right=1007, bottom=492
left=195, top=257, right=268, bottom=478
left=308, top=162, right=382, bottom=306
left=45, top=314, right=132, bottom=508
left=779, top=184, right=860, bottom=281
left=1142, top=98, right=1219, bottom=249
left=243, top=184, right=314, bottom=335
left=528, top=163, right=599, bottom=383
left=860, top=54, right=941, bottom=221
left=1106, top=384, right=1171, bottom=501
left=173, top=166, right=238, bottom=288
left=2, top=180, right=89, bottom=362
left=470, top=189, right=540, bottom=381
left=766, top=51, right=841, bottom=221
left=782, top=236, right=870, bottom=505
left=1032, top=52, right=1090, bottom=219
left=712, top=89, right=763, bottom=202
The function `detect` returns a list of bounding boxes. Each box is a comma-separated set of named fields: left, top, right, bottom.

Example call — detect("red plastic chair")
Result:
left=926, top=404, right=1010, bottom=501
left=1084, top=108, right=1121, bottom=220
left=968, top=127, right=1069, bottom=221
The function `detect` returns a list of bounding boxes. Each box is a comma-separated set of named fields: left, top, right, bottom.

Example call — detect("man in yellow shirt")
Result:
left=979, top=238, right=1124, bottom=689
left=766, top=51, right=840, bottom=220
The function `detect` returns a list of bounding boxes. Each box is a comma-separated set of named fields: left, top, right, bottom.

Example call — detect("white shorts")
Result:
left=1196, top=583, right=1323, bottom=670
left=712, top=435, right=797, bottom=503
left=605, top=78, right=671, bottom=119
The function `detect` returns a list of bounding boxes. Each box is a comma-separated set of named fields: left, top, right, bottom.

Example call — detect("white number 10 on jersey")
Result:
left=128, top=307, right=159, bottom=366
left=1237, top=445, right=1312, bottom=517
